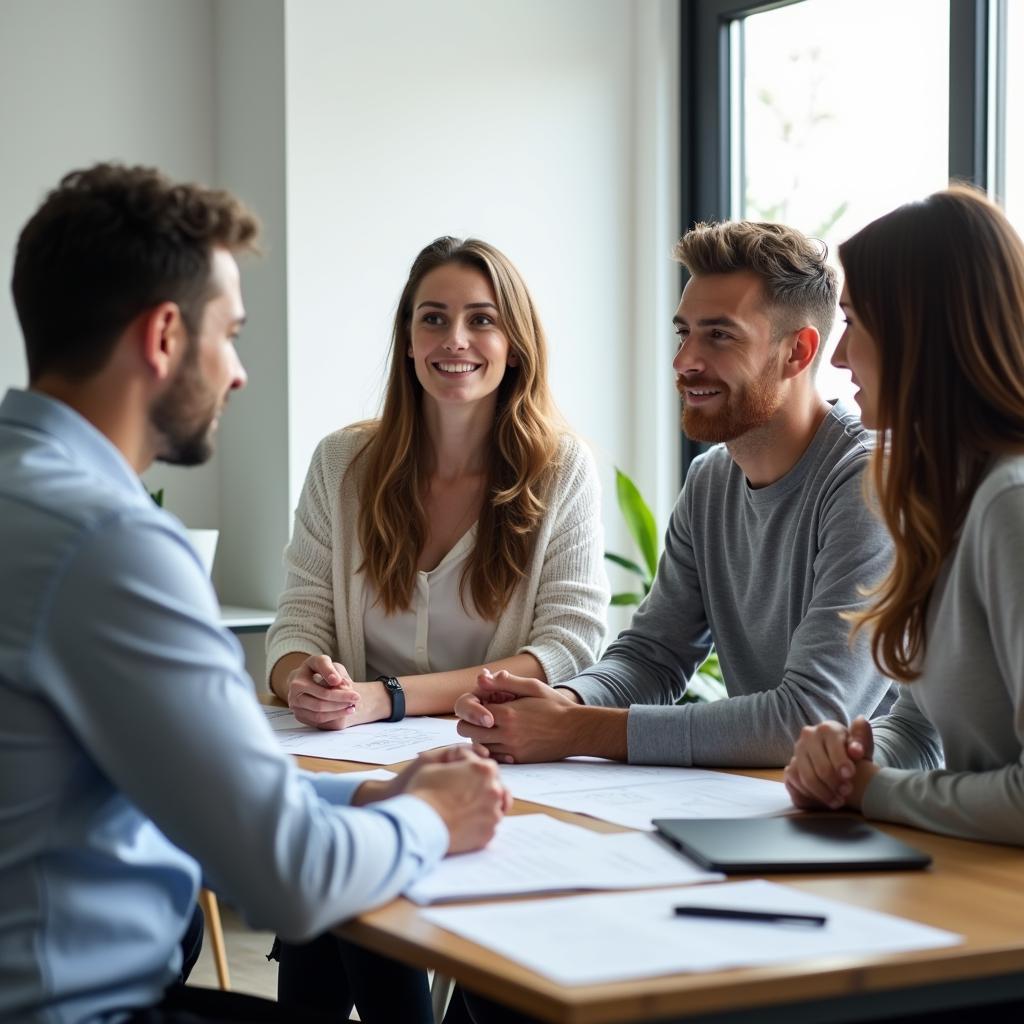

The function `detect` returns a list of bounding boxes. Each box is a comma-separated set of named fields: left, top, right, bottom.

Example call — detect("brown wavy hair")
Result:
left=673, top=220, right=837, bottom=365
left=351, top=237, right=562, bottom=618
left=842, top=186, right=1024, bottom=680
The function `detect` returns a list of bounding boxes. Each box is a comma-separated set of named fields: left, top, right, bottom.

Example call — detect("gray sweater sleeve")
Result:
left=572, top=438, right=893, bottom=767
left=869, top=685, right=944, bottom=772
left=863, top=485, right=1024, bottom=845
left=568, top=483, right=711, bottom=711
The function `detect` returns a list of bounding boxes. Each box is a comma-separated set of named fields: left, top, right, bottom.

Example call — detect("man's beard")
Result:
left=150, top=341, right=220, bottom=467
left=677, top=354, right=783, bottom=443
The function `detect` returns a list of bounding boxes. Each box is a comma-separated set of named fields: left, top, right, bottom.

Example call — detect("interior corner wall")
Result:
left=211, top=0, right=290, bottom=615
left=631, top=0, right=682, bottom=530
left=0, top=0, right=220, bottom=531
left=282, top=0, right=637, bottom=548
left=1, top=0, right=679, bottom=655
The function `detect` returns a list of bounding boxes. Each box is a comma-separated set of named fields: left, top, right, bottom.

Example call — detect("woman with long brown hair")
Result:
left=267, top=236, right=607, bottom=1023
left=267, top=235, right=607, bottom=730
left=784, top=186, right=1024, bottom=847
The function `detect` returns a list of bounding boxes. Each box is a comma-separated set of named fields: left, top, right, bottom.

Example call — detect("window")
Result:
left=737, top=1, right=949, bottom=402
left=680, top=0, right=1000, bottom=467
left=998, top=0, right=1024, bottom=232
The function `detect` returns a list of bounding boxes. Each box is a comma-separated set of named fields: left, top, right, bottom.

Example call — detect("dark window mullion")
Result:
left=991, top=0, right=1008, bottom=202
left=949, top=0, right=990, bottom=186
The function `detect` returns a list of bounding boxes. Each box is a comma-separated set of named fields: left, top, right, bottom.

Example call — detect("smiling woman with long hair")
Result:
left=267, top=236, right=607, bottom=728
left=265, top=236, right=608, bottom=1023
left=784, top=186, right=1024, bottom=848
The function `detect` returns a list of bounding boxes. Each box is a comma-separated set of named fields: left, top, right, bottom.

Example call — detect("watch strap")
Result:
left=376, top=675, right=406, bottom=723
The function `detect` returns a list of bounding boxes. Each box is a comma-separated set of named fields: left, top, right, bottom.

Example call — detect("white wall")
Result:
left=0, top=0, right=221, bottom=530
left=631, top=0, right=683, bottom=531
left=211, top=0, right=291, bottom=612
left=0, top=0, right=682, bottom=646
left=284, top=0, right=638, bottom=538
left=281, top=0, right=681, bottom=636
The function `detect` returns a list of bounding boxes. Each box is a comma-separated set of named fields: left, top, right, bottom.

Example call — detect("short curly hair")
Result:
left=12, top=162, right=260, bottom=381
left=673, top=220, right=837, bottom=356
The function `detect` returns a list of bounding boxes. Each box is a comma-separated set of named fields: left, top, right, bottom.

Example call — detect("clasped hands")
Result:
left=355, top=743, right=511, bottom=854
left=287, top=655, right=511, bottom=853
left=285, top=654, right=387, bottom=729
left=286, top=655, right=580, bottom=762
left=784, top=715, right=880, bottom=811
left=290, top=656, right=883, bottom=802
left=454, top=668, right=579, bottom=764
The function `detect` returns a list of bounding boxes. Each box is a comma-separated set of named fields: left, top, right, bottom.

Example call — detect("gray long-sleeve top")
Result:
left=569, top=403, right=895, bottom=767
left=864, top=455, right=1024, bottom=846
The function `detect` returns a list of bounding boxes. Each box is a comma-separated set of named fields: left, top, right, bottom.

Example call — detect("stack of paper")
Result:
left=500, top=759, right=793, bottom=830
left=263, top=707, right=463, bottom=764
left=422, top=879, right=962, bottom=985
left=405, top=814, right=722, bottom=904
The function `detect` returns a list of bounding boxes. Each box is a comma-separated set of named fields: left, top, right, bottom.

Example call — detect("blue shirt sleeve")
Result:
left=33, top=511, right=448, bottom=940
left=301, top=769, right=363, bottom=804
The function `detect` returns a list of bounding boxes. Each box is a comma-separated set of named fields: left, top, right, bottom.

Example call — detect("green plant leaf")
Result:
left=604, top=551, right=648, bottom=579
left=696, top=650, right=722, bottom=681
left=610, top=591, right=645, bottom=606
left=684, top=672, right=728, bottom=703
left=615, top=468, right=659, bottom=579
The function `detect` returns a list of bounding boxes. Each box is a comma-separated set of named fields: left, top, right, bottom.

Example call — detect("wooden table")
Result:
left=290, top=749, right=1024, bottom=1023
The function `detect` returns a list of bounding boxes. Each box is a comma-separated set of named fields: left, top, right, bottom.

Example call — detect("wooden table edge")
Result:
left=253, top=698, right=1024, bottom=1024
left=338, top=913, right=1024, bottom=1024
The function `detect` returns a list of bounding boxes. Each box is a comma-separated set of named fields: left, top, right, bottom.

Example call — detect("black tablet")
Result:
left=652, top=815, right=932, bottom=873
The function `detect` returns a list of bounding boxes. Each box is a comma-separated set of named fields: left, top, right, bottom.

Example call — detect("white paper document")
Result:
left=263, top=707, right=464, bottom=764
left=500, top=759, right=793, bottom=830
left=325, top=768, right=396, bottom=784
left=405, top=814, right=722, bottom=904
left=422, top=878, right=962, bottom=986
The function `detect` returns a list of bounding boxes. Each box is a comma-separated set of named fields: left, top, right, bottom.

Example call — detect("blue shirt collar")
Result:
left=0, top=388, right=150, bottom=501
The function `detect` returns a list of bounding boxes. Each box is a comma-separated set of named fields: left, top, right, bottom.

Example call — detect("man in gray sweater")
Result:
left=456, top=220, right=894, bottom=768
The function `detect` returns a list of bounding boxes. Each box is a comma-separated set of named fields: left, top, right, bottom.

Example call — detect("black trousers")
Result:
left=272, top=933, right=540, bottom=1024
left=124, top=984, right=335, bottom=1023
left=121, top=905, right=331, bottom=1022
left=272, top=932, right=432, bottom=1022
left=178, top=902, right=205, bottom=984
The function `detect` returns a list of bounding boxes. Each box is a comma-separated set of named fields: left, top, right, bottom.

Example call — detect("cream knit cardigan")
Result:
left=266, top=427, right=610, bottom=686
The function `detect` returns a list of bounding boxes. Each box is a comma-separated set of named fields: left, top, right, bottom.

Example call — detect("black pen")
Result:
left=673, top=906, right=827, bottom=927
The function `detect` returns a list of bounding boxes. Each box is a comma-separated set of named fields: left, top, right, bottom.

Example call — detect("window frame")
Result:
left=678, top=0, right=995, bottom=473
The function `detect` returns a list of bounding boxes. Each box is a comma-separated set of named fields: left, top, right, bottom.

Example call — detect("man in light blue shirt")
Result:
left=0, top=164, right=508, bottom=1023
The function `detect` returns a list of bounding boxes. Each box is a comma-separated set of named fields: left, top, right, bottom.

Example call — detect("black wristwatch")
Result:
left=376, top=675, right=406, bottom=723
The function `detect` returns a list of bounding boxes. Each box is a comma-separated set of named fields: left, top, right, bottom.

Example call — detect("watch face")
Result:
left=384, top=678, right=400, bottom=692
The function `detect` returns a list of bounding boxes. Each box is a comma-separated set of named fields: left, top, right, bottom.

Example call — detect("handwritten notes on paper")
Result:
left=500, top=759, right=793, bottom=829
left=263, top=707, right=464, bottom=764
left=405, top=814, right=721, bottom=904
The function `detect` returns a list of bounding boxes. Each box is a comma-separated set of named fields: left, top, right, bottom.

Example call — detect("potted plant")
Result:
left=605, top=467, right=725, bottom=703
left=148, top=488, right=219, bottom=578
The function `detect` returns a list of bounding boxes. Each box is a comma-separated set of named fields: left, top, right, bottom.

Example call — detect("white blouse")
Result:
left=362, top=526, right=498, bottom=681
left=268, top=428, right=609, bottom=689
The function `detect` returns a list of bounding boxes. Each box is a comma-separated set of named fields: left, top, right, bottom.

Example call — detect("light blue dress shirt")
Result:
left=0, top=389, right=448, bottom=1023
